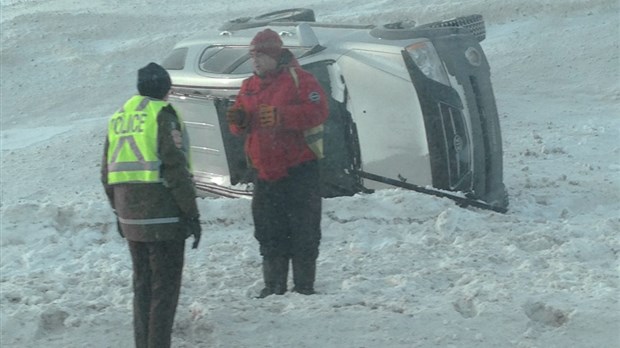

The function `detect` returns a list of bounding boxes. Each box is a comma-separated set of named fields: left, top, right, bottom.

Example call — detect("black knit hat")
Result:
left=137, top=62, right=171, bottom=99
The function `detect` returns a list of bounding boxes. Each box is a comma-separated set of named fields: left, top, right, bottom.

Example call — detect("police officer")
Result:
left=101, top=62, right=201, bottom=348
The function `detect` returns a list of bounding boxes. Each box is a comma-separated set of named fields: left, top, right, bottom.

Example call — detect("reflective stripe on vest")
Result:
left=117, top=216, right=180, bottom=225
left=107, top=96, right=168, bottom=184
left=289, top=67, right=325, bottom=159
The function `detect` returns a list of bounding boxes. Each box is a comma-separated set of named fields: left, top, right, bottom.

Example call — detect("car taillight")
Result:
left=406, top=41, right=450, bottom=86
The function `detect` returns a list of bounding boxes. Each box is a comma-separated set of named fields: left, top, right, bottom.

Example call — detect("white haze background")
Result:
left=1, top=0, right=619, bottom=347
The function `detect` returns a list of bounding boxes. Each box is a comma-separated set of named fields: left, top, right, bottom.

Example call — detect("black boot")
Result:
left=292, top=256, right=316, bottom=295
left=257, top=256, right=289, bottom=298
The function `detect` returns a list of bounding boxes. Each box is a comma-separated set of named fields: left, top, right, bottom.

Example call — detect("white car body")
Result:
left=162, top=9, right=508, bottom=211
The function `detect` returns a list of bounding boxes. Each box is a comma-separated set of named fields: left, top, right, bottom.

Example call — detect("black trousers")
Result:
left=128, top=239, right=185, bottom=348
left=252, top=160, right=322, bottom=260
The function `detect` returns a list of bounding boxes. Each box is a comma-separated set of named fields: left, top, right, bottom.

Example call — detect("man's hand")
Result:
left=226, top=106, right=248, bottom=129
left=183, top=216, right=202, bottom=249
left=258, top=104, right=278, bottom=127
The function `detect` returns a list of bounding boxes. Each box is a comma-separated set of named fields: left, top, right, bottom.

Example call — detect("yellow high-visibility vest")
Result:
left=107, top=95, right=169, bottom=184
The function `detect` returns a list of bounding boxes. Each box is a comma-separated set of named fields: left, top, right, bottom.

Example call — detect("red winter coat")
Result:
left=230, top=50, right=329, bottom=181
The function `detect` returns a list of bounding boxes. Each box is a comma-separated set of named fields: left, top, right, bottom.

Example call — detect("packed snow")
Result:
left=1, top=0, right=619, bottom=347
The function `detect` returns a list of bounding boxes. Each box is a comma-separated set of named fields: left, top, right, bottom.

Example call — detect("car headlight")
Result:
left=406, top=41, right=450, bottom=86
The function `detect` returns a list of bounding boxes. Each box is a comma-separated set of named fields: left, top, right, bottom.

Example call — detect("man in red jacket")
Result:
left=227, top=29, right=329, bottom=297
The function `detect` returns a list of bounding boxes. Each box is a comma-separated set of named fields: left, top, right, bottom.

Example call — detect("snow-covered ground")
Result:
left=1, top=0, right=619, bottom=347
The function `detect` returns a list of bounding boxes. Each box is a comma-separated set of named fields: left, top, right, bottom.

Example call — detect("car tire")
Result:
left=418, top=14, right=486, bottom=42
left=254, top=8, right=316, bottom=22
left=371, top=14, right=485, bottom=42
left=369, top=21, right=419, bottom=40
left=220, top=8, right=315, bottom=31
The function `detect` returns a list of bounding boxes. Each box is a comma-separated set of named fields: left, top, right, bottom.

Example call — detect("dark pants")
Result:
left=128, top=240, right=185, bottom=348
left=252, top=160, right=322, bottom=260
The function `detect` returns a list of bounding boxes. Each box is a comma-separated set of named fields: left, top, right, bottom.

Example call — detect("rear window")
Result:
left=199, top=46, right=311, bottom=75
left=162, top=48, right=188, bottom=70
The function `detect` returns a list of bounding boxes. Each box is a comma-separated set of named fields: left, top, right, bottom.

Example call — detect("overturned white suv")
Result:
left=162, top=8, right=508, bottom=212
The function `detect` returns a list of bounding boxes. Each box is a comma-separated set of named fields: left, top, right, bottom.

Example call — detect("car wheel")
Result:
left=254, top=8, right=315, bottom=22
left=418, top=14, right=486, bottom=42
left=369, top=21, right=419, bottom=40
left=219, top=8, right=315, bottom=31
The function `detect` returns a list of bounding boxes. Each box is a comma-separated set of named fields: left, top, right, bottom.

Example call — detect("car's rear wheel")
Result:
left=220, top=8, right=315, bottom=31
left=254, top=8, right=315, bottom=22
left=370, top=22, right=419, bottom=40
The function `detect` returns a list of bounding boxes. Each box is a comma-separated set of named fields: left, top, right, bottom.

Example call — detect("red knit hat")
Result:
left=250, top=29, right=283, bottom=60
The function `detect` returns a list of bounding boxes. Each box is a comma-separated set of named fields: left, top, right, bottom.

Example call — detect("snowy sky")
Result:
left=1, top=0, right=619, bottom=347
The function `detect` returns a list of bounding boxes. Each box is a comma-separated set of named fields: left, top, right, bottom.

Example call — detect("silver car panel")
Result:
left=162, top=10, right=508, bottom=210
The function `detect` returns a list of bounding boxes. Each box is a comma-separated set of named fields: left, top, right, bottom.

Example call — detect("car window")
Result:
left=199, top=46, right=311, bottom=75
left=162, top=48, right=188, bottom=70
left=200, top=46, right=248, bottom=74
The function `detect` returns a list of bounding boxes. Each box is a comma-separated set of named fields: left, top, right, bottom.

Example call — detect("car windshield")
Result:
left=199, top=46, right=310, bottom=74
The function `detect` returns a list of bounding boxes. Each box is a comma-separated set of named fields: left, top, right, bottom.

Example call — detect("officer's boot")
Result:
left=292, top=256, right=316, bottom=295
left=258, top=256, right=288, bottom=298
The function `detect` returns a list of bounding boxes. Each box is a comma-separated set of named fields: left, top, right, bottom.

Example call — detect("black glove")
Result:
left=226, top=106, right=248, bottom=129
left=183, top=216, right=202, bottom=249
